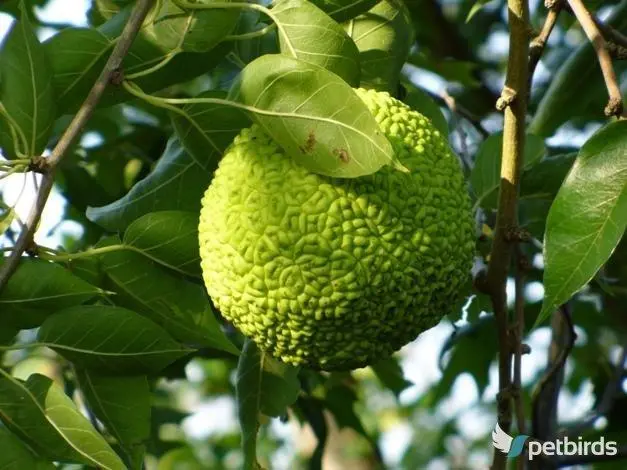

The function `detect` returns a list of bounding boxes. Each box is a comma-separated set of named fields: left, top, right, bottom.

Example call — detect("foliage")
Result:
left=0, top=0, right=626, bottom=469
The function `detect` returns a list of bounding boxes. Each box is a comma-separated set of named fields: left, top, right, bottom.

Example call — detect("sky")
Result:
left=0, top=1, right=603, bottom=468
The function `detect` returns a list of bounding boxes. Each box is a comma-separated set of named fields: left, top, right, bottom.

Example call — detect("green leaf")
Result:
left=370, top=357, right=412, bottom=397
left=0, top=2, right=56, bottom=158
left=37, top=305, right=191, bottom=374
left=0, top=373, right=126, bottom=469
left=0, top=206, right=15, bottom=236
left=87, top=139, right=212, bottom=232
left=0, top=426, right=56, bottom=470
left=98, top=241, right=238, bottom=355
left=408, top=53, right=480, bottom=88
left=170, top=90, right=251, bottom=173
left=273, top=0, right=361, bottom=86
left=45, top=20, right=231, bottom=114
left=403, top=85, right=448, bottom=138
left=123, top=211, right=202, bottom=278
left=236, top=340, right=299, bottom=469
left=345, top=0, right=414, bottom=93
left=145, top=0, right=239, bottom=52
left=230, top=54, right=397, bottom=178
left=305, top=0, right=379, bottom=22
left=76, top=370, right=150, bottom=469
left=466, top=0, right=495, bottom=23
left=470, top=132, right=546, bottom=209
left=528, top=1, right=627, bottom=136
left=0, top=259, right=102, bottom=330
left=520, top=153, right=577, bottom=202
left=539, top=121, right=627, bottom=325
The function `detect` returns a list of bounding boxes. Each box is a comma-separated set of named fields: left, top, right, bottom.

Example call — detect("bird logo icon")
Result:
left=492, top=422, right=529, bottom=458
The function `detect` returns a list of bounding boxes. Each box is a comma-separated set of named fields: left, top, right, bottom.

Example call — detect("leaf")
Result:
left=370, top=357, right=412, bottom=397
left=0, top=206, right=15, bottom=236
left=0, top=426, right=56, bottom=470
left=236, top=340, right=299, bottom=469
left=538, top=121, right=627, bottom=325
left=408, top=53, right=480, bottom=88
left=520, top=153, right=577, bottom=202
left=87, top=139, right=212, bottom=232
left=76, top=370, right=150, bottom=469
left=230, top=54, right=397, bottom=178
left=466, top=0, right=496, bottom=23
left=37, top=305, right=191, bottom=374
left=305, top=0, right=379, bottom=22
left=528, top=1, right=627, bottom=136
left=145, top=0, right=240, bottom=52
left=273, top=0, right=360, bottom=86
left=345, top=0, right=414, bottom=93
left=403, top=85, right=448, bottom=138
left=0, top=2, right=56, bottom=158
left=0, top=259, right=102, bottom=330
left=123, top=211, right=202, bottom=278
left=98, top=240, right=238, bottom=355
left=45, top=21, right=231, bottom=114
left=0, top=373, right=126, bottom=469
left=170, top=90, right=251, bottom=173
left=470, top=132, right=546, bottom=209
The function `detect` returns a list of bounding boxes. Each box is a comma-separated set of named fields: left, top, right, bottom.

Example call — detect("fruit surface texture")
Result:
left=199, top=88, right=475, bottom=370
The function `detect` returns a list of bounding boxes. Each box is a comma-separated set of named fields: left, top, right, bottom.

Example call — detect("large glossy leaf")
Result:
left=0, top=426, right=56, bottom=470
left=144, top=0, right=240, bottom=52
left=230, top=54, right=397, bottom=177
left=470, top=132, right=546, bottom=209
left=98, top=241, right=238, bottom=355
left=539, top=121, right=627, bottom=324
left=236, top=340, right=299, bottom=470
left=0, top=259, right=102, bottom=329
left=0, top=2, right=55, bottom=158
left=123, top=211, right=201, bottom=278
left=273, top=0, right=360, bottom=86
left=345, top=0, right=414, bottom=93
left=170, top=90, right=251, bottom=173
left=403, top=84, right=448, bottom=138
left=0, top=373, right=126, bottom=469
left=76, top=370, right=150, bottom=469
left=87, top=139, right=212, bottom=231
left=37, top=305, right=191, bottom=374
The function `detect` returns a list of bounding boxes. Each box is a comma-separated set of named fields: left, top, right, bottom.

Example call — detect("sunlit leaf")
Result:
left=539, top=121, right=627, bottom=325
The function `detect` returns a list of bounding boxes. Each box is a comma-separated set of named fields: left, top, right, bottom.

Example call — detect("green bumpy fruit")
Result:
left=199, top=88, right=475, bottom=370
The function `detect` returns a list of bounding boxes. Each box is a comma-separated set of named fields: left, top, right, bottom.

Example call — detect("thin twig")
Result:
left=0, top=0, right=155, bottom=293
left=567, top=0, right=624, bottom=116
left=528, top=1, right=562, bottom=87
left=593, top=15, right=627, bottom=59
left=433, top=90, right=489, bottom=138
left=484, top=0, right=530, bottom=467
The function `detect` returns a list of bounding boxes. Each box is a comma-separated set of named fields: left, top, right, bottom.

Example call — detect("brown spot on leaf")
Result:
left=334, top=148, right=350, bottom=163
left=303, top=130, right=316, bottom=153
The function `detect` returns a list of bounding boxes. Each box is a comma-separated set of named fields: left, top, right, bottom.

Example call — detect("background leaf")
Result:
left=236, top=340, right=299, bottom=469
left=0, top=2, right=55, bottom=158
left=76, top=370, right=150, bottom=469
left=230, top=54, right=396, bottom=177
left=273, top=0, right=361, bottom=86
left=0, top=373, right=126, bottom=469
left=305, top=0, right=379, bottom=22
left=0, top=426, right=56, bottom=470
left=344, top=0, right=414, bottom=93
left=0, top=259, right=101, bottom=329
left=539, top=121, right=627, bottom=324
left=37, top=305, right=191, bottom=374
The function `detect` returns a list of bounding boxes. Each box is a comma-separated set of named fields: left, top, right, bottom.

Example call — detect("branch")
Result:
left=531, top=305, right=576, bottom=470
left=513, top=248, right=531, bottom=438
left=593, top=15, right=627, bottom=60
left=484, top=0, right=530, bottom=467
left=528, top=1, right=562, bottom=86
left=0, top=0, right=155, bottom=293
left=567, top=0, right=624, bottom=116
